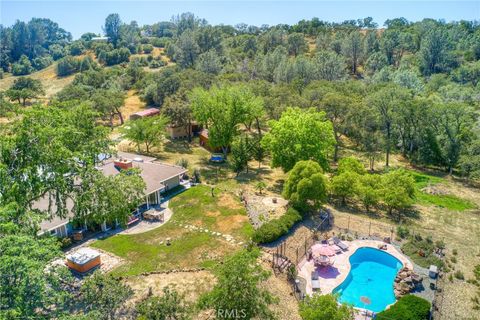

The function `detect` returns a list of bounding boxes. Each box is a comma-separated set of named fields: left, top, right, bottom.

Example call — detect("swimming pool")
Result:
left=333, top=247, right=403, bottom=312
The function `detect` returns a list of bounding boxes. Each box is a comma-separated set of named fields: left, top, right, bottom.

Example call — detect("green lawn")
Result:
left=407, top=170, right=476, bottom=211
left=91, top=185, right=253, bottom=276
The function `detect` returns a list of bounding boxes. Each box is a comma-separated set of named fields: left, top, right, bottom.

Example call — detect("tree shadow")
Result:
left=163, top=140, right=193, bottom=154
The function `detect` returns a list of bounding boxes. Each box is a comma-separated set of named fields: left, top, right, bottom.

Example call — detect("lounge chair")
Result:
left=332, top=236, right=348, bottom=251
left=311, top=271, right=320, bottom=291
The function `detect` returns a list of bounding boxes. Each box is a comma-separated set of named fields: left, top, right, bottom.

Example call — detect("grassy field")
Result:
left=0, top=62, right=75, bottom=99
left=407, top=170, right=477, bottom=211
left=91, top=185, right=252, bottom=276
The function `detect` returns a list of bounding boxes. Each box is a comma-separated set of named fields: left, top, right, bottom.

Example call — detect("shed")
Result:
left=66, top=248, right=101, bottom=273
left=199, top=129, right=223, bottom=152
left=129, top=108, right=160, bottom=120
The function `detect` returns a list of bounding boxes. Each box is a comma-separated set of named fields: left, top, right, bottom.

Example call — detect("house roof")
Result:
left=99, top=159, right=186, bottom=194
left=37, top=152, right=186, bottom=233
left=131, top=108, right=160, bottom=118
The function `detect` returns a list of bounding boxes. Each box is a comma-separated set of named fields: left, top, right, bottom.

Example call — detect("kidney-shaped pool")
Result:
left=332, top=247, right=403, bottom=312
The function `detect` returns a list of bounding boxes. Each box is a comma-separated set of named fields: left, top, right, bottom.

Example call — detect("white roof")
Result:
left=66, top=248, right=100, bottom=265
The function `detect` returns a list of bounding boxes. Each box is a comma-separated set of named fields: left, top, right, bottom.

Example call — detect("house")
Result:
left=37, top=151, right=187, bottom=237
left=91, top=36, right=109, bottom=42
left=166, top=122, right=200, bottom=140
left=129, top=108, right=160, bottom=120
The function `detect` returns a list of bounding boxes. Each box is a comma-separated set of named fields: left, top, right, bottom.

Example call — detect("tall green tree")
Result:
left=262, top=107, right=335, bottom=172
left=104, top=13, right=122, bottom=46
left=5, top=76, right=44, bottom=106
left=299, top=294, right=354, bottom=320
left=81, top=271, right=133, bottom=320
left=367, top=85, right=410, bottom=167
left=121, top=115, right=169, bottom=153
left=199, top=249, right=276, bottom=320
left=0, top=234, right=72, bottom=319
left=191, top=85, right=263, bottom=157
left=283, top=160, right=328, bottom=213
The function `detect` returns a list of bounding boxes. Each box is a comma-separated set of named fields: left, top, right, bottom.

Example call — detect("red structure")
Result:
left=129, top=108, right=160, bottom=120
left=113, top=159, right=133, bottom=170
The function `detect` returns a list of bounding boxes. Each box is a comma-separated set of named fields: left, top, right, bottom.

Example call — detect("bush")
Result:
left=454, top=270, right=465, bottom=280
left=68, top=41, right=85, bottom=56
left=142, top=44, right=154, bottom=54
left=252, top=208, right=302, bottom=243
left=32, top=56, right=53, bottom=70
left=12, top=55, right=34, bottom=75
left=150, top=37, right=170, bottom=48
left=57, top=56, right=80, bottom=76
left=397, top=225, right=410, bottom=239
left=377, top=295, right=431, bottom=320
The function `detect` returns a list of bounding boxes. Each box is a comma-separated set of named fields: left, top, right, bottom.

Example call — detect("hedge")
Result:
left=252, top=207, right=302, bottom=244
left=376, top=295, right=431, bottom=320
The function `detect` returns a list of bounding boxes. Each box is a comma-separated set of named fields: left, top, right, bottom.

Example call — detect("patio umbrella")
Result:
left=311, top=243, right=336, bottom=257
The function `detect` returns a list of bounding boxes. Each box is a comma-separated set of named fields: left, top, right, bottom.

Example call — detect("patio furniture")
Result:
left=143, top=209, right=165, bottom=222
left=332, top=236, right=349, bottom=251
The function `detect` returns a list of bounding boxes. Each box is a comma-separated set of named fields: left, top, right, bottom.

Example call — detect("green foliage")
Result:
left=252, top=207, right=302, bottom=243
left=121, top=114, right=169, bottom=153
left=199, top=248, right=277, bottom=319
left=81, top=271, right=133, bottom=320
left=263, top=107, right=335, bottom=172
left=337, top=157, right=366, bottom=175
left=401, top=237, right=444, bottom=269
left=230, top=134, right=253, bottom=175
left=11, top=54, right=34, bottom=75
left=283, top=160, right=328, bottom=213
left=299, top=294, right=354, bottom=320
left=57, top=55, right=80, bottom=76
left=354, top=173, right=381, bottom=212
left=331, top=171, right=359, bottom=205
left=137, top=287, right=190, bottom=320
left=104, top=13, right=122, bottom=46
left=396, top=225, right=410, bottom=239
left=381, top=169, right=416, bottom=220
left=191, top=85, right=263, bottom=157
left=377, top=295, right=431, bottom=320
left=0, top=234, right=72, bottom=318
left=5, top=76, right=44, bottom=106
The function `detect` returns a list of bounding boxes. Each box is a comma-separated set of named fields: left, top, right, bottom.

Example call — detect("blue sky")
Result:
left=1, top=1, right=479, bottom=39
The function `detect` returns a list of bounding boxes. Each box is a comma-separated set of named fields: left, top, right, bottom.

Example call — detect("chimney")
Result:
left=114, top=159, right=133, bottom=170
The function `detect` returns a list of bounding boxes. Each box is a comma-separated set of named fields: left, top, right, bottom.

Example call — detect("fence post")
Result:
left=347, top=216, right=350, bottom=232
left=369, top=221, right=371, bottom=236
left=296, top=247, right=299, bottom=265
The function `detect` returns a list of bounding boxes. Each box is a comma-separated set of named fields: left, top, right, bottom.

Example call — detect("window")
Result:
left=49, top=229, right=57, bottom=236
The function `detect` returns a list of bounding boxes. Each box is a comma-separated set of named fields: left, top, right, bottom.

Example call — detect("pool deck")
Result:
left=297, top=239, right=413, bottom=296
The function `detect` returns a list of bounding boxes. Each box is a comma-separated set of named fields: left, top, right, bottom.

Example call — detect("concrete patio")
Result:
left=297, top=239, right=413, bottom=296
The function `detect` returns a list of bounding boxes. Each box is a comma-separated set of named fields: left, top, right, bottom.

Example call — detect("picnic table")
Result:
left=143, top=209, right=165, bottom=222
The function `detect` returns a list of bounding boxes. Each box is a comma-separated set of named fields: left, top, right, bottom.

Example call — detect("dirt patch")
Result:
left=215, top=215, right=248, bottom=234
left=125, top=270, right=216, bottom=303
left=218, top=193, right=243, bottom=210
left=206, top=210, right=221, bottom=217
left=261, top=262, right=301, bottom=320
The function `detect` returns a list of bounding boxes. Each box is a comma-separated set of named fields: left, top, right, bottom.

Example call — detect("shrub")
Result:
left=176, top=158, right=189, bottom=169
left=454, top=270, right=465, bottom=280
left=150, top=37, right=170, bottom=48
left=376, top=295, right=431, bottom=320
left=142, top=44, right=154, bottom=54
left=68, top=41, right=85, bottom=56
left=32, top=56, right=53, bottom=70
left=57, top=56, right=80, bottom=76
left=452, top=248, right=458, bottom=255
left=397, top=225, right=410, bottom=239
left=12, top=55, right=34, bottom=75
left=252, top=208, right=302, bottom=243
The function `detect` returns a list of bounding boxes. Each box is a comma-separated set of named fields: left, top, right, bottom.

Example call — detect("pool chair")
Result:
left=332, top=236, right=348, bottom=251
left=311, top=271, right=321, bottom=291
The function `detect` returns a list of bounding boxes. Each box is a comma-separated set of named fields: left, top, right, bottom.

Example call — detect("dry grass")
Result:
left=0, top=62, right=75, bottom=99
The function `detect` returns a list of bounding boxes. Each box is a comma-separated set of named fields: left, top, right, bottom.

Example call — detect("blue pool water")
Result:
left=333, top=247, right=403, bottom=312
